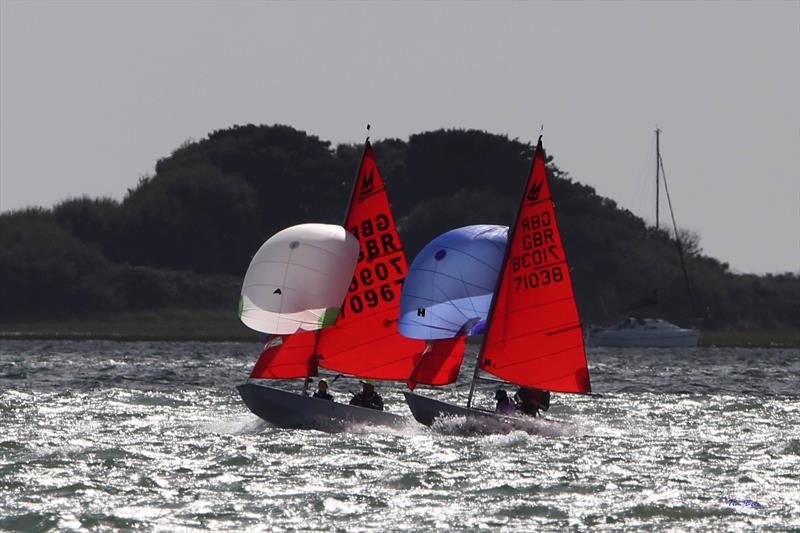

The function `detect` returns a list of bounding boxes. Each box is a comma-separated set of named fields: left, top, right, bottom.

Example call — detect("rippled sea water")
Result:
left=1, top=340, right=798, bottom=531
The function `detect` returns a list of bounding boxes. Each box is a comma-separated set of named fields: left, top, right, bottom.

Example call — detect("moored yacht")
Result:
left=585, top=317, right=699, bottom=347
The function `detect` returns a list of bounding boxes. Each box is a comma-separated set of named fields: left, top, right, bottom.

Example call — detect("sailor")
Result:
left=349, top=380, right=384, bottom=411
left=313, top=378, right=334, bottom=401
left=494, top=389, right=516, bottom=414
left=515, top=387, right=551, bottom=417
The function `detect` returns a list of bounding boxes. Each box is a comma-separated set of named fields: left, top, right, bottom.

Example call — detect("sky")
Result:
left=1, top=0, right=798, bottom=275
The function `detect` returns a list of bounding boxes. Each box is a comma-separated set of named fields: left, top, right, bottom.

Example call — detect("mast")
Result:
left=657, top=145, right=695, bottom=317
left=305, top=123, right=372, bottom=392
left=467, top=138, right=543, bottom=408
left=655, top=128, right=661, bottom=232
left=341, top=123, right=372, bottom=227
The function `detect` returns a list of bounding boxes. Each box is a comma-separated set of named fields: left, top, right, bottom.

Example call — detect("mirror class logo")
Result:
left=360, top=168, right=375, bottom=198
left=527, top=180, right=543, bottom=202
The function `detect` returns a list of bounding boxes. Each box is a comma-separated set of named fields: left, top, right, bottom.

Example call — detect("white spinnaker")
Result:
left=239, top=223, right=359, bottom=335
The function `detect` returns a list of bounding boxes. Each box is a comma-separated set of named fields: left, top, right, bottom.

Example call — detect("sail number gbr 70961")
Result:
left=510, top=210, right=565, bottom=294
left=339, top=214, right=405, bottom=319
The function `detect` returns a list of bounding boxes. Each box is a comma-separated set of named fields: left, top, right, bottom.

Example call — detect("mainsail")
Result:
left=316, top=142, right=429, bottom=380
left=239, top=223, right=359, bottom=335
left=478, top=138, right=591, bottom=394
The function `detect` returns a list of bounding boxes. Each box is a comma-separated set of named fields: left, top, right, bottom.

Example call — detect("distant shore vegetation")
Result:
left=1, top=124, right=797, bottom=340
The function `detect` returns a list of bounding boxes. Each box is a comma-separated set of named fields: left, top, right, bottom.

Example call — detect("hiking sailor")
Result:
left=312, top=378, right=334, bottom=401
left=349, top=380, right=384, bottom=411
left=515, top=387, right=551, bottom=417
left=494, top=389, right=516, bottom=414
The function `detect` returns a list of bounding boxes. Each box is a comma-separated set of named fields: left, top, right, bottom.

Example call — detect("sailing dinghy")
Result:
left=237, top=140, right=462, bottom=430
left=403, top=137, right=592, bottom=429
left=236, top=223, right=390, bottom=429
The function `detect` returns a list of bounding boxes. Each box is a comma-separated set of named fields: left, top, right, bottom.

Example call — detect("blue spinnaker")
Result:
left=399, top=225, right=508, bottom=339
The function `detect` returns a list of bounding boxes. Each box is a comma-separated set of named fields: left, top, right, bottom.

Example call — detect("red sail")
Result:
left=479, top=139, right=591, bottom=393
left=249, top=332, right=319, bottom=379
left=317, top=142, right=426, bottom=379
left=406, top=337, right=467, bottom=390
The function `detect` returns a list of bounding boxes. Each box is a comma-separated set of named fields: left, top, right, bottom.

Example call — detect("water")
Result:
left=1, top=340, right=798, bottom=531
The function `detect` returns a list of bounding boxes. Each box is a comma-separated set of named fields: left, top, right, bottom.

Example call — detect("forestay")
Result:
left=239, top=223, right=359, bottom=335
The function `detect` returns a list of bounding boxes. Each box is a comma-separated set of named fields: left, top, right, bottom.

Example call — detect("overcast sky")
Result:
left=1, top=1, right=798, bottom=274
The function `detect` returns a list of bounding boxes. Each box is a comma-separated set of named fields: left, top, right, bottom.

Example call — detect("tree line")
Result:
left=1, top=124, right=797, bottom=331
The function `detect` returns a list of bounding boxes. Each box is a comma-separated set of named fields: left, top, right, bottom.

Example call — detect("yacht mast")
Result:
left=657, top=129, right=695, bottom=318
left=655, top=128, right=661, bottom=232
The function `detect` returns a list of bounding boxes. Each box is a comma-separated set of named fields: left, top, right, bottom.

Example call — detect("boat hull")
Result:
left=403, top=391, right=494, bottom=426
left=237, top=382, right=404, bottom=431
left=403, top=391, right=557, bottom=433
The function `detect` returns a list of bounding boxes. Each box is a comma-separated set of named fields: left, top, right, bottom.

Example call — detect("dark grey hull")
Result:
left=237, top=382, right=404, bottom=431
left=403, top=391, right=560, bottom=433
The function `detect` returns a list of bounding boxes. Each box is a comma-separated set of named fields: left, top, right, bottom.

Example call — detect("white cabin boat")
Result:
left=585, top=317, right=699, bottom=347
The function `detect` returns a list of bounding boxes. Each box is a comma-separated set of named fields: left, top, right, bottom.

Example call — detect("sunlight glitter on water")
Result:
left=1, top=340, right=798, bottom=531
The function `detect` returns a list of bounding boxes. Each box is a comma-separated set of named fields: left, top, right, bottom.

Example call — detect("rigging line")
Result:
left=410, top=321, right=463, bottom=334
left=656, top=128, right=661, bottom=232
left=658, top=154, right=695, bottom=316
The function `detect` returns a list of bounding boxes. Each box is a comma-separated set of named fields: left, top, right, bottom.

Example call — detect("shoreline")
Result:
left=0, top=331, right=260, bottom=343
left=1, top=330, right=797, bottom=348
left=1, top=309, right=797, bottom=347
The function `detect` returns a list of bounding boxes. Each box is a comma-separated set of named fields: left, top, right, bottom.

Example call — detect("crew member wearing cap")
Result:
left=349, top=380, right=384, bottom=411
left=313, top=378, right=334, bottom=401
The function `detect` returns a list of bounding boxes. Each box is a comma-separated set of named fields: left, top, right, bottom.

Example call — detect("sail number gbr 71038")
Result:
left=510, top=210, right=565, bottom=294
